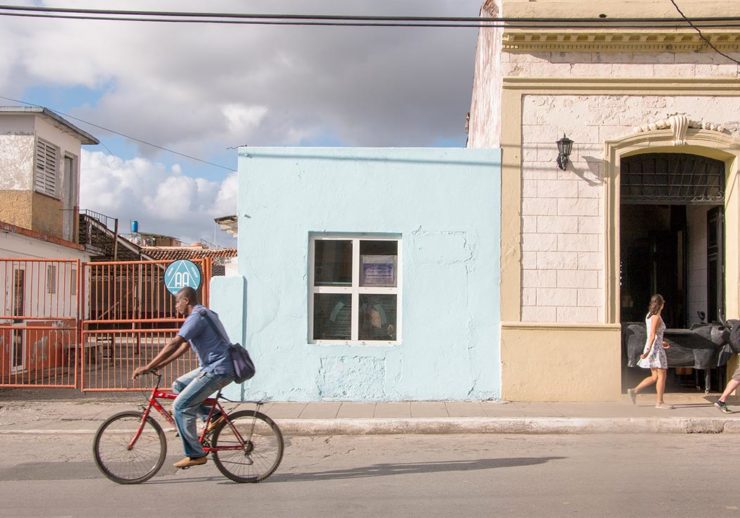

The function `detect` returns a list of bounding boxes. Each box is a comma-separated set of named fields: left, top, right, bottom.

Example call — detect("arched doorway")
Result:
left=620, top=153, right=725, bottom=327
left=620, top=152, right=726, bottom=391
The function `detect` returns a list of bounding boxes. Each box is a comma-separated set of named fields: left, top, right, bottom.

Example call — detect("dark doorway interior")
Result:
left=620, top=205, right=687, bottom=327
left=707, top=206, right=725, bottom=323
left=619, top=152, right=726, bottom=392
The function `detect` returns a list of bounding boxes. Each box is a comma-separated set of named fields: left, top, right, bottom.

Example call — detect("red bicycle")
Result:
left=92, top=371, right=284, bottom=484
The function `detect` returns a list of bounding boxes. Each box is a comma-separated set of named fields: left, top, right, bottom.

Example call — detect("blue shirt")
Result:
left=178, top=305, right=234, bottom=375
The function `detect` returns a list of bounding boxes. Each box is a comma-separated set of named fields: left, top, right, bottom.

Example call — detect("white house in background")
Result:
left=0, top=106, right=99, bottom=248
left=0, top=105, right=98, bottom=317
left=0, top=220, right=85, bottom=315
left=0, top=107, right=98, bottom=381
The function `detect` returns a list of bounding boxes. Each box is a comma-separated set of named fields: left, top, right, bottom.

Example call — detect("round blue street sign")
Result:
left=164, top=260, right=202, bottom=295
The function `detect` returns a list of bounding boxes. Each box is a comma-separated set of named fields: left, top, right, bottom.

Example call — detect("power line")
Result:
left=0, top=4, right=738, bottom=28
left=5, top=12, right=738, bottom=29
left=668, top=0, right=740, bottom=65
left=0, top=95, right=234, bottom=171
left=3, top=12, right=740, bottom=29
left=2, top=4, right=734, bottom=64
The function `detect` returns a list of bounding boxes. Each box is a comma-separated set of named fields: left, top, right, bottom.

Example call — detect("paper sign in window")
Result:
left=360, top=255, right=397, bottom=287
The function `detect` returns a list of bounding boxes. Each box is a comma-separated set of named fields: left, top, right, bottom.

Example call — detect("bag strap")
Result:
left=198, top=309, right=232, bottom=345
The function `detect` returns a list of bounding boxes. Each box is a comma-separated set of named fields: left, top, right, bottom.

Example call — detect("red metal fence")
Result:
left=0, top=257, right=212, bottom=391
left=0, top=259, right=80, bottom=387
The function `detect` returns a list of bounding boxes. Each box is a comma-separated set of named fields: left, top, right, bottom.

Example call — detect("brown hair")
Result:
left=647, top=294, right=665, bottom=316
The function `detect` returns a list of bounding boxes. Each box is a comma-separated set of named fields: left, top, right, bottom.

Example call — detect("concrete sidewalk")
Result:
left=1, top=390, right=739, bottom=435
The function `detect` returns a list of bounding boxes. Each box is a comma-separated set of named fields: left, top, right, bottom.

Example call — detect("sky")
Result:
left=0, top=0, right=483, bottom=246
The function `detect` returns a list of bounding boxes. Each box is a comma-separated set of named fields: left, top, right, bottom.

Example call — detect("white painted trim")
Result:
left=308, top=234, right=401, bottom=346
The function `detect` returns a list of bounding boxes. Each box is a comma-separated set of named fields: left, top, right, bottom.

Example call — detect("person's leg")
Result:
left=173, top=371, right=232, bottom=460
left=633, top=370, right=658, bottom=393
left=172, top=368, right=200, bottom=394
left=718, top=379, right=740, bottom=403
left=715, top=377, right=739, bottom=413
left=628, top=370, right=658, bottom=404
left=719, top=363, right=740, bottom=403
left=656, top=368, right=667, bottom=405
left=172, top=368, right=215, bottom=422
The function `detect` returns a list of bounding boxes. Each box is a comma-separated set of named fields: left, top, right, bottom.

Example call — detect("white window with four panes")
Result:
left=309, top=235, right=401, bottom=344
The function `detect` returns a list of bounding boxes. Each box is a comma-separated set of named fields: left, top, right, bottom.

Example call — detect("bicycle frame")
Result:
left=129, top=375, right=251, bottom=454
left=94, top=371, right=283, bottom=485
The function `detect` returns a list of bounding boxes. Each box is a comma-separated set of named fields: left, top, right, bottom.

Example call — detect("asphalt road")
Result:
left=0, top=433, right=736, bottom=517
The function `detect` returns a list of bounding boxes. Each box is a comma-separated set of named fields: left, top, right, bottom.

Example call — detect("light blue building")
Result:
left=212, top=147, right=502, bottom=401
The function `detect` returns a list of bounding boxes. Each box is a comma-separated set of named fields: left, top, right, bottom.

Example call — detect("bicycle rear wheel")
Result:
left=93, top=411, right=167, bottom=484
left=211, top=410, right=284, bottom=483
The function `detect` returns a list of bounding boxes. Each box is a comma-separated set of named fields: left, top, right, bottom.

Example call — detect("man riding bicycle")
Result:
left=132, top=286, right=235, bottom=469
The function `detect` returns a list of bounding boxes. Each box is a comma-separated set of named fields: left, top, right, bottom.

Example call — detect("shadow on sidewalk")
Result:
left=670, top=402, right=716, bottom=409
left=269, top=456, right=565, bottom=483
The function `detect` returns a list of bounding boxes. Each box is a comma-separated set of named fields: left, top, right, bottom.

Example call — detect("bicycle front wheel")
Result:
left=93, top=411, right=167, bottom=484
left=212, top=410, right=284, bottom=483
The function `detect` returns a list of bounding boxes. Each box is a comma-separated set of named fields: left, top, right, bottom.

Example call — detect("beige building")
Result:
left=0, top=106, right=99, bottom=244
left=468, top=0, right=740, bottom=400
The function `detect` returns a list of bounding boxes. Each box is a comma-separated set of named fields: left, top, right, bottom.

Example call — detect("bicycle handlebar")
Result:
left=136, top=369, right=162, bottom=390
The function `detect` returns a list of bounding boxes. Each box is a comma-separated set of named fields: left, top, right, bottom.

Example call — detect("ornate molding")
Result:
left=634, top=114, right=735, bottom=145
left=502, top=30, right=740, bottom=53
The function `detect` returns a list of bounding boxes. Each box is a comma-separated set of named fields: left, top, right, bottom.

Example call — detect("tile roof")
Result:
left=140, top=246, right=237, bottom=261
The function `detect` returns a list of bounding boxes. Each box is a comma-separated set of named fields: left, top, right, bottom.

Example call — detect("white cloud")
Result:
left=80, top=150, right=237, bottom=246
left=222, top=104, right=269, bottom=135
left=213, top=173, right=239, bottom=215
left=5, top=0, right=480, bottom=242
left=2, top=0, right=481, bottom=151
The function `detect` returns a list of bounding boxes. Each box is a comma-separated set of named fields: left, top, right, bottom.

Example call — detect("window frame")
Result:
left=308, top=234, right=402, bottom=346
left=34, top=137, right=60, bottom=199
left=46, top=264, right=57, bottom=295
left=70, top=267, right=78, bottom=297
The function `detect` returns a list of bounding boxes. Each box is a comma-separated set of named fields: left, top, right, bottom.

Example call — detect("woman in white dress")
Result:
left=628, top=294, right=672, bottom=409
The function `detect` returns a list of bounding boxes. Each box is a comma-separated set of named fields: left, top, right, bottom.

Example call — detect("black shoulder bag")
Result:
left=200, top=310, right=256, bottom=383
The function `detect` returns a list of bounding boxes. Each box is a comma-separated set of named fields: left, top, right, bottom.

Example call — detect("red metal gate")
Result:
left=0, top=259, right=80, bottom=388
left=0, top=257, right=212, bottom=391
left=81, top=258, right=211, bottom=391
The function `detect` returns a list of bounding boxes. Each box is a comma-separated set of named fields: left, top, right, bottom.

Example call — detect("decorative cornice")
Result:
left=502, top=30, right=740, bottom=53
left=635, top=114, right=736, bottom=145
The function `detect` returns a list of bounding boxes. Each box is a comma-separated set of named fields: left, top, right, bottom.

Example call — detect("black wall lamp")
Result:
left=556, top=134, right=573, bottom=170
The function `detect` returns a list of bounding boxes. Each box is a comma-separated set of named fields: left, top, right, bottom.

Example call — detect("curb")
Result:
left=276, top=417, right=740, bottom=435
left=5, top=417, right=740, bottom=435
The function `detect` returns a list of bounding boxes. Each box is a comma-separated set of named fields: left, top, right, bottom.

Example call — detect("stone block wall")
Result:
left=521, top=94, right=740, bottom=323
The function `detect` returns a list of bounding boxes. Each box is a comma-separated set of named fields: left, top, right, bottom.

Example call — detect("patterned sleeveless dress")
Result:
left=637, top=313, right=668, bottom=369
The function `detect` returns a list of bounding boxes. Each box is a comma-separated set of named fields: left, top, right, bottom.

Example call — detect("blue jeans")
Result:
left=172, top=368, right=233, bottom=458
